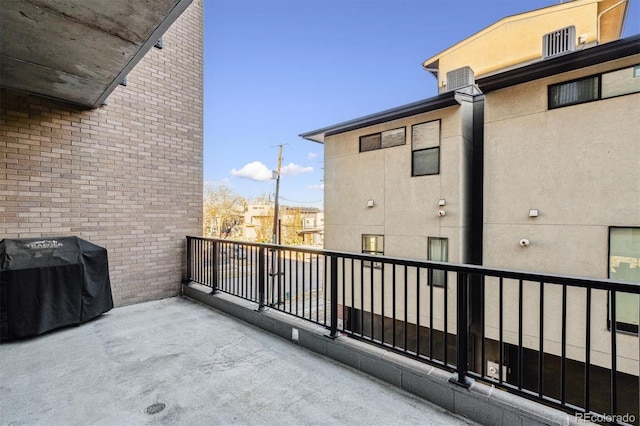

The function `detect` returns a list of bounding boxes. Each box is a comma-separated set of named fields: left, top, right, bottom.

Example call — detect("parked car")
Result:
left=231, top=245, right=246, bottom=260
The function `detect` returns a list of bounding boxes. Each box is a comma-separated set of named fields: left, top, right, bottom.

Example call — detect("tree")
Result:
left=280, top=207, right=303, bottom=245
left=203, top=184, right=246, bottom=238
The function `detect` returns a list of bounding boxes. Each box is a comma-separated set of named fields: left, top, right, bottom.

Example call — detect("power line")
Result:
left=279, top=196, right=322, bottom=204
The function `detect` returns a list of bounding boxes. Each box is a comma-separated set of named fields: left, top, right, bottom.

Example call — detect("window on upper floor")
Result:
left=428, top=237, right=448, bottom=287
left=548, top=75, right=599, bottom=108
left=601, top=65, right=640, bottom=99
left=359, top=127, right=405, bottom=152
left=609, top=227, right=640, bottom=334
left=548, top=64, right=640, bottom=109
left=412, top=120, right=440, bottom=176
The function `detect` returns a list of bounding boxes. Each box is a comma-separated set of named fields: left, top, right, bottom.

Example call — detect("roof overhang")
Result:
left=477, top=34, right=640, bottom=93
left=299, top=92, right=458, bottom=143
left=0, top=0, right=193, bottom=109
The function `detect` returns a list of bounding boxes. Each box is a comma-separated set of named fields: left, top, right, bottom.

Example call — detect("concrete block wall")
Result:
left=0, top=1, right=203, bottom=306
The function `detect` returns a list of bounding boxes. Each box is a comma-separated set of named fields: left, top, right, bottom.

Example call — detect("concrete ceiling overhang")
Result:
left=0, top=0, right=193, bottom=108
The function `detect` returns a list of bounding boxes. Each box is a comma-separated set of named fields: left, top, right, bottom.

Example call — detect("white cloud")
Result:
left=307, top=152, right=319, bottom=160
left=308, top=184, right=324, bottom=190
left=230, top=161, right=272, bottom=181
left=281, top=162, right=313, bottom=176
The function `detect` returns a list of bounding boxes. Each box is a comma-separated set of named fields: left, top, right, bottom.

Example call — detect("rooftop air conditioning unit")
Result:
left=446, top=66, right=474, bottom=92
left=543, top=26, right=576, bottom=59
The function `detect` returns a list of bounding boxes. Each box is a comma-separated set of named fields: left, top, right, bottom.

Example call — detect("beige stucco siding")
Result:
left=483, top=55, right=640, bottom=375
left=484, top=55, right=640, bottom=275
left=324, top=106, right=465, bottom=262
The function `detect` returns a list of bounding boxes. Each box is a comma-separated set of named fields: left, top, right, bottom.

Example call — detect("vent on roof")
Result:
left=446, top=66, right=474, bottom=92
left=543, top=26, right=576, bottom=59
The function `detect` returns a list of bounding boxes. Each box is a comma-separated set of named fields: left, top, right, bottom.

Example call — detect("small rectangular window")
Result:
left=412, top=147, right=440, bottom=176
left=360, top=134, right=381, bottom=152
left=362, top=234, right=384, bottom=255
left=549, top=76, right=599, bottom=109
left=602, top=65, right=640, bottom=99
left=428, top=237, right=448, bottom=287
left=412, top=120, right=440, bottom=176
left=381, top=128, right=405, bottom=148
left=362, top=234, right=384, bottom=268
left=609, top=227, right=640, bottom=334
left=359, top=128, right=405, bottom=152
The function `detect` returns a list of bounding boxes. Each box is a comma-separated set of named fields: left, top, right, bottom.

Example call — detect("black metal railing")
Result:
left=186, top=236, right=640, bottom=425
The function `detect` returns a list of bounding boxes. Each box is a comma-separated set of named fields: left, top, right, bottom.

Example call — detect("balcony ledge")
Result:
left=184, top=283, right=590, bottom=426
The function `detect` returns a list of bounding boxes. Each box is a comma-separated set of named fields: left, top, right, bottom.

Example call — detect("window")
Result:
left=548, top=76, right=599, bottom=109
left=412, top=120, right=440, bottom=176
left=609, top=227, right=640, bottom=334
left=359, top=128, right=405, bottom=152
left=362, top=234, right=384, bottom=255
left=428, top=237, right=448, bottom=287
left=601, top=65, right=640, bottom=99
left=362, top=234, right=384, bottom=268
left=360, top=133, right=381, bottom=152
left=549, top=65, right=640, bottom=109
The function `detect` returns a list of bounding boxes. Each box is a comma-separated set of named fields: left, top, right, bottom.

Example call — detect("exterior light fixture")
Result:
left=529, top=209, right=539, bottom=217
left=438, top=199, right=446, bottom=206
left=367, top=199, right=374, bottom=208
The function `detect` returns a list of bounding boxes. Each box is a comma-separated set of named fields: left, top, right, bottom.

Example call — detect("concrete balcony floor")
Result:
left=0, top=297, right=475, bottom=425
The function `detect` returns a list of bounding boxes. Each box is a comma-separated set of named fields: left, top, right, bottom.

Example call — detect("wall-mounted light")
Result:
left=367, top=199, right=374, bottom=208
left=438, top=199, right=446, bottom=206
left=529, top=209, right=539, bottom=218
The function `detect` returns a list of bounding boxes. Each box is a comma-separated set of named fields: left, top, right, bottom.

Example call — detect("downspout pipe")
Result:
left=454, top=86, right=485, bottom=379
left=454, top=86, right=484, bottom=267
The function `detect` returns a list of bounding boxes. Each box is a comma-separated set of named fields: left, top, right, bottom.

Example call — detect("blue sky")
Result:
left=204, top=0, right=640, bottom=208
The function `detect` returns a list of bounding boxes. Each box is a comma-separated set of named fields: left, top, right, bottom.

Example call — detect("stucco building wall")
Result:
left=483, top=55, right=640, bottom=277
left=0, top=0, right=203, bottom=306
left=324, top=106, right=467, bottom=263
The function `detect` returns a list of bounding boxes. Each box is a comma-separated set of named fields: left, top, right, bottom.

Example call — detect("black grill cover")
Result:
left=0, top=237, right=113, bottom=342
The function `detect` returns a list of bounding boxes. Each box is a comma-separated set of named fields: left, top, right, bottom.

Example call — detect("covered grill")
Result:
left=0, top=237, right=113, bottom=342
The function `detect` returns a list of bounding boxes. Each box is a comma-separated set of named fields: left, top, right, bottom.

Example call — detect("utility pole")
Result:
left=272, top=145, right=283, bottom=245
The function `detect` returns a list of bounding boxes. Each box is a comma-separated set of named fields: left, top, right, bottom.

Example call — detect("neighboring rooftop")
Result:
left=300, top=34, right=640, bottom=144
left=0, top=0, right=193, bottom=108
left=0, top=297, right=473, bottom=425
left=422, top=0, right=629, bottom=93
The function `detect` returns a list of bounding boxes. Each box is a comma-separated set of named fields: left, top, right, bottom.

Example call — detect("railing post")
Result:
left=211, top=239, right=219, bottom=294
left=186, top=236, right=193, bottom=282
left=258, top=247, right=266, bottom=311
left=329, top=255, right=339, bottom=338
left=450, top=272, right=473, bottom=388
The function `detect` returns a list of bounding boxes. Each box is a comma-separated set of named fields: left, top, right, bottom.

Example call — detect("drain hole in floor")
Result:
left=145, top=403, right=166, bottom=415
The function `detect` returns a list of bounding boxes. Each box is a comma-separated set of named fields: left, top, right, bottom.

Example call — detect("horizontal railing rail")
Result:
left=186, top=236, right=640, bottom=425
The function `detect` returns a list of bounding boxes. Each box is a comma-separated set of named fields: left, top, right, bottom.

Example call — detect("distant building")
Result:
left=301, top=0, right=638, bottom=416
left=299, top=210, right=325, bottom=246
left=243, top=204, right=324, bottom=246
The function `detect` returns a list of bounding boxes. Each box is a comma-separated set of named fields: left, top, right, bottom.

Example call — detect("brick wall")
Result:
left=0, top=1, right=203, bottom=306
